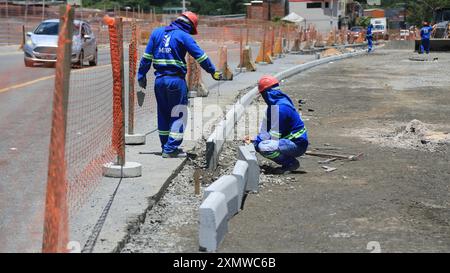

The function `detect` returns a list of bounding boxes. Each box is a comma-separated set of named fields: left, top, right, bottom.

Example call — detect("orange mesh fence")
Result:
left=104, top=16, right=125, bottom=165
left=42, top=4, right=73, bottom=253
left=65, top=44, right=115, bottom=214
left=132, top=36, right=158, bottom=135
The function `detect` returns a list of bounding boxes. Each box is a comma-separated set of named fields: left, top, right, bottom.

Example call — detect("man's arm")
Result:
left=182, top=33, right=216, bottom=75
left=137, top=34, right=154, bottom=88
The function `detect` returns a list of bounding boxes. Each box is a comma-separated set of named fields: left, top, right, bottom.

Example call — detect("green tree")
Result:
left=83, top=0, right=247, bottom=15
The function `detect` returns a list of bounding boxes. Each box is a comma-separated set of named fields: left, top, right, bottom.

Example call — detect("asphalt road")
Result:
left=221, top=50, right=450, bottom=253
left=0, top=41, right=250, bottom=252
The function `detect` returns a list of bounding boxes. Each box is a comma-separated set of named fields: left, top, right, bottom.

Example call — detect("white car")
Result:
left=23, top=19, right=98, bottom=67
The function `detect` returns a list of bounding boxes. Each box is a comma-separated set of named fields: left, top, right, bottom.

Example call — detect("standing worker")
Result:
left=366, top=24, right=374, bottom=53
left=420, top=21, right=433, bottom=54
left=245, top=76, right=309, bottom=174
left=137, top=12, right=223, bottom=158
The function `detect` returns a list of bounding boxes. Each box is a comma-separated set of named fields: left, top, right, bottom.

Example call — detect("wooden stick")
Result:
left=306, top=151, right=364, bottom=161
left=194, top=169, right=201, bottom=195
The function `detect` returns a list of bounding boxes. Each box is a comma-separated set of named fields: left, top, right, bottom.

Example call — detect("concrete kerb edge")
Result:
left=199, top=192, right=229, bottom=252
left=199, top=145, right=256, bottom=252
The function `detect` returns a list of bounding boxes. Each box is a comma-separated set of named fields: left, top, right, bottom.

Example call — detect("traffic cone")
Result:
left=218, top=46, right=234, bottom=80
left=238, top=45, right=257, bottom=71
left=187, top=55, right=208, bottom=98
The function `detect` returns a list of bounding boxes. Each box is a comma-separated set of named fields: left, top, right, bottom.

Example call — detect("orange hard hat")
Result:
left=181, top=11, right=199, bottom=35
left=258, top=75, right=279, bottom=93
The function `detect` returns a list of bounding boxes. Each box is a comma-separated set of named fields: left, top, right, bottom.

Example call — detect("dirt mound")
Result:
left=381, top=120, right=450, bottom=151
left=321, top=48, right=341, bottom=58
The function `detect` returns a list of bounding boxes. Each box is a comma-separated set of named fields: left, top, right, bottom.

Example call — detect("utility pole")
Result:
left=42, top=0, right=45, bottom=21
left=268, top=0, right=272, bottom=21
left=25, top=0, right=29, bottom=26
left=404, top=2, right=407, bottom=28
left=182, top=0, right=186, bottom=12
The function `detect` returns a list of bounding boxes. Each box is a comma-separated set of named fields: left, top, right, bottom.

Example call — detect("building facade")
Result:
left=247, top=0, right=290, bottom=21
left=289, top=0, right=351, bottom=32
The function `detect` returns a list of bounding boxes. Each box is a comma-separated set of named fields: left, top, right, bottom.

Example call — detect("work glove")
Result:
left=138, top=77, right=147, bottom=89
left=211, top=71, right=223, bottom=81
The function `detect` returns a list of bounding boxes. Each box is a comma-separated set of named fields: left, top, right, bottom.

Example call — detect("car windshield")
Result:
left=34, top=22, right=59, bottom=35
left=442, top=10, right=450, bottom=21
left=351, top=27, right=362, bottom=32
left=34, top=22, right=81, bottom=35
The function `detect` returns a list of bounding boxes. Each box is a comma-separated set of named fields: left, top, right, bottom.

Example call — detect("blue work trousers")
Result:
left=258, top=138, right=308, bottom=167
left=421, top=39, right=430, bottom=54
left=154, top=76, right=188, bottom=154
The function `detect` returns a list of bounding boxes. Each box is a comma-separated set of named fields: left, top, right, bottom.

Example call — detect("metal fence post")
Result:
left=125, top=20, right=145, bottom=145
left=42, top=4, right=74, bottom=253
left=128, top=21, right=136, bottom=136
left=117, top=17, right=126, bottom=166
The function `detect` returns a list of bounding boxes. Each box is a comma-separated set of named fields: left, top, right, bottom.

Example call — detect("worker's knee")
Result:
left=279, top=138, right=308, bottom=158
left=258, top=139, right=279, bottom=153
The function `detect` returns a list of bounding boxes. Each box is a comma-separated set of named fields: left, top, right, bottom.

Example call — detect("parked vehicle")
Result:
left=348, top=26, right=365, bottom=39
left=23, top=19, right=98, bottom=67
left=433, top=8, right=450, bottom=39
left=370, top=17, right=389, bottom=40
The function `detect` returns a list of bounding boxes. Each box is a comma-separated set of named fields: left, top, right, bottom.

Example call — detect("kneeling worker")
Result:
left=246, top=75, right=309, bottom=174
left=137, top=12, right=222, bottom=158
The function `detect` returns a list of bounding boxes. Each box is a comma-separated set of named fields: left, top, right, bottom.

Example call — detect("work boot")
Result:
left=272, top=159, right=300, bottom=175
left=162, top=148, right=187, bottom=158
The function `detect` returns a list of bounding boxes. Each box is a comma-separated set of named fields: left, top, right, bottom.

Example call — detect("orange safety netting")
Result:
left=42, top=4, right=72, bottom=253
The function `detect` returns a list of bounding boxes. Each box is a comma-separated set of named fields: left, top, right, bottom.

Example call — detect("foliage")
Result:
left=82, top=0, right=247, bottom=15
left=356, top=16, right=371, bottom=27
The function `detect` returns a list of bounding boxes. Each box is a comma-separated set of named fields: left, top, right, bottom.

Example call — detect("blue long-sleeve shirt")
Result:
left=421, top=26, right=433, bottom=40
left=254, top=86, right=308, bottom=152
left=138, top=20, right=216, bottom=80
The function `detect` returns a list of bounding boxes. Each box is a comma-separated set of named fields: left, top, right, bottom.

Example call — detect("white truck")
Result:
left=370, top=17, right=389, bottom=40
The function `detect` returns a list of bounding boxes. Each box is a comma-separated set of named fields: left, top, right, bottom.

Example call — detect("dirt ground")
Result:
left=220, top=50, right=450, bottom=253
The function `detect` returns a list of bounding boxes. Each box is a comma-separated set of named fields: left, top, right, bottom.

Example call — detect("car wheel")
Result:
left=76, top=50, right=84, bottom=68
left=89, top=48, right=98, bottom=66
left=24, top=59, right=34, bottom=67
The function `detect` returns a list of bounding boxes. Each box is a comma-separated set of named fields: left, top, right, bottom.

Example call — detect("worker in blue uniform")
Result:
left=246, top=75, right=309, bottom=174
left=420, top=21, right=433, bottom=54
left=137, top=11, right=222, bottom=158
left=366, top=24, right=374, bottom=53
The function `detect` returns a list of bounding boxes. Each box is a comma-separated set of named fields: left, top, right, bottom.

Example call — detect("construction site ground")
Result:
left=221, top=50, right=450, bottom=253
left=124, top=49, right=450, bottom=253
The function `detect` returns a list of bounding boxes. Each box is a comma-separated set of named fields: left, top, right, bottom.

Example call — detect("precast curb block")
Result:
left=199, top=147, right=257, bottom=252
left=238, top=145, right=260, bottom=193
left=232, top=160, right=249, bottom=210
left=199, top=191, right=228, bottom=252
left=204, top=175, right=240, bottom=219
